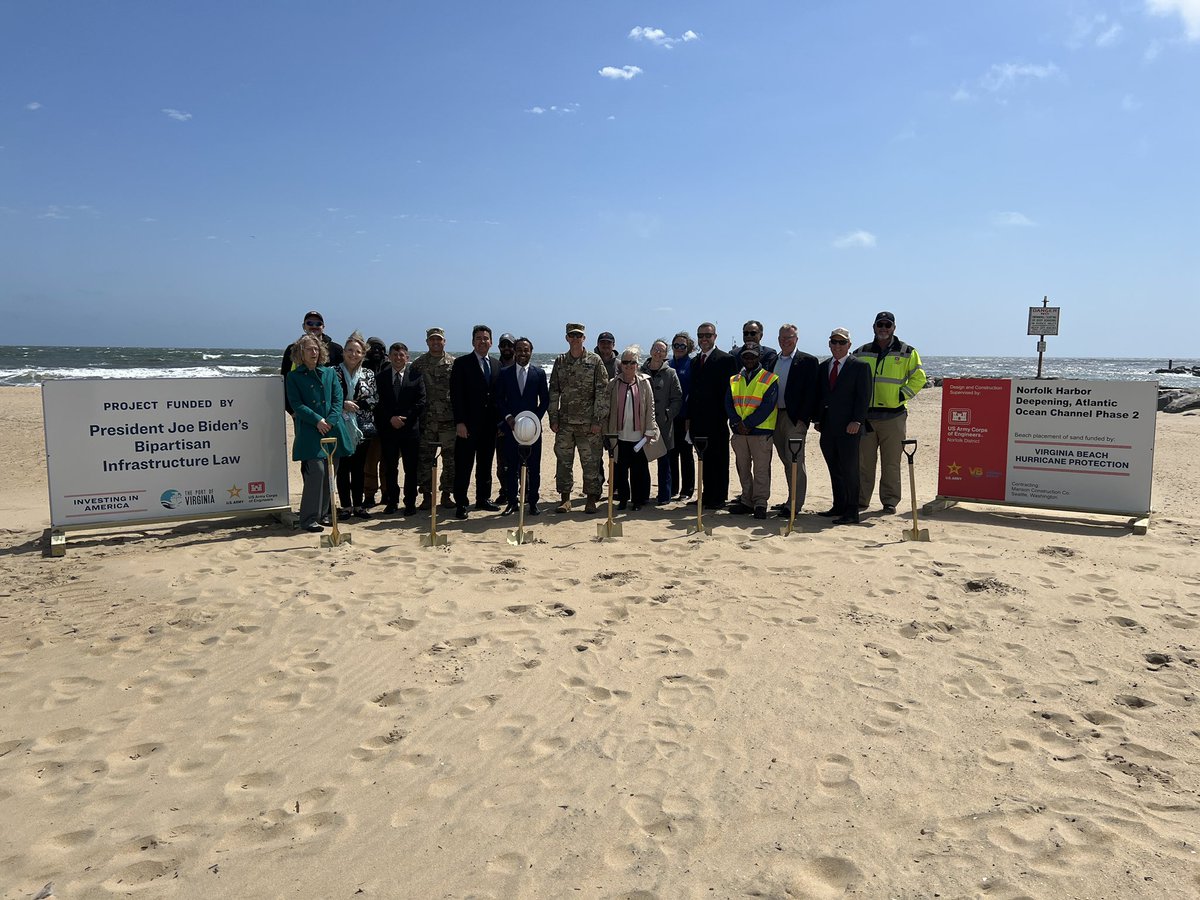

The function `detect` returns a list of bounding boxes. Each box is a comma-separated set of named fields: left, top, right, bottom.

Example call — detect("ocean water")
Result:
left=1, top=345, right=1197, bottom=389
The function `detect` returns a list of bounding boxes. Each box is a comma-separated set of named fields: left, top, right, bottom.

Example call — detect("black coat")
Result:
left=374, top=364, right=427, bottom=441
left=766, top=350, right=820, bottom=425
left=687, top=348, right=739, bottom=433
left=816, top=354, right=871, bottom=432
left=450, top=353, right=501, bottom=432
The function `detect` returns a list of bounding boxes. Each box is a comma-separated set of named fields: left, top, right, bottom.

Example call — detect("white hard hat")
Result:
left=513, top=411, right=542, bottom=447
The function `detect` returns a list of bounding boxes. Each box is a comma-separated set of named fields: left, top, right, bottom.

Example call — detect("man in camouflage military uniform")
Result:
left=412, top=327, right=457, bottom=509
left=549, top=323, right=609, bottom=514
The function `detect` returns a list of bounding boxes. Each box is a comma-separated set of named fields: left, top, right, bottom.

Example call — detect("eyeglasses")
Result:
left=697, top=332, right=715, bottom=339
left=742, top=330, right=759, bottom=337
left=671, top=343, right=687, bottom=350
left=829, top=339, right=850, bottom=345
left=620, top=360, right=638, bottom=366
left=305, top=320, right=323, bottom=328
left=874, top=322, right=894, bottom=328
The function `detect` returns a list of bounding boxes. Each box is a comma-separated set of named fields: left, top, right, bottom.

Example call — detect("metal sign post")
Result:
left=597, top=434, right=623, bottom=540
left=421, top=445, right=448, bottom=548
left=778, top=436, right=805, bottom=537
left=1027, top=296, right=1061, bottom=380
left=687, top=436, right=712, bottom=537
left=320, top=437, right=350, bottom=547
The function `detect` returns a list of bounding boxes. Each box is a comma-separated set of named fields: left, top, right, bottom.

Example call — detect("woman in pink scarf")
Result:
left=605, top=345, right=658, bottom=510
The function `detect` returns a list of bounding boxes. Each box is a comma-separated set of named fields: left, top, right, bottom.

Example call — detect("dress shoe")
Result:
left=728, top=501, right=753, bottom=515
left=337, top=506, right=352, bottom=519
left=418, top=495, right=432, bottom=511
left=455, top=506, right=469, bottom=520
left=677, top=492, right=693, bottom=502
left=496, top=492, right=509, bottom=505
left=882, top=505, right=897, bottom=514
left=383, top=504, right=398, bottom=515
left=527, top=502, right=541, bottom=516
left=475, top=499, right=501, bottom=512
left=631, top=503, right=642, bottom=511
left=702, top=501, right=724, bottom=511
left=817, top=508, right=838, bottom=517
left=772, top=502, right=790, bottom=512
left=353, top=507, right=371, bottom=519
left=363, top=493, right=377, bottom=508
left=303, top=523, right=323, bottom=533
left=440, top=491, right=454, bottom=509
left=403, top=503, right=416, bottom=516
left=655, top=494, right=671, bottom=505
left=617, top=500, right=628, bottom=511
left=754, top=506, right=767, bottom=520
left=500, top=503, right=519, bottom=516
left=833, top=514, right=859, bottom=525
left=319, top=516, right=333, bottom=527
left=776, top=507, right=793, bottom=518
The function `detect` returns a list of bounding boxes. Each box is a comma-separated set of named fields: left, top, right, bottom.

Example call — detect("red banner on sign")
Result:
left=938, top=379, right=1010, bottom=501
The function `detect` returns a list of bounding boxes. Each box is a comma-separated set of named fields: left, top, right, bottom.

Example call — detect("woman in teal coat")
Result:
left=285, top=333, right=349, bottom=531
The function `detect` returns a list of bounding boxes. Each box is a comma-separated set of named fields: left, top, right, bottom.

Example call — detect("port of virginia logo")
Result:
left=160, top=488, right=216, bottom=509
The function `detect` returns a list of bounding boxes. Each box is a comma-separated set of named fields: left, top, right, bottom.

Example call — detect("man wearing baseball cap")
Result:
left=281, top=310, right=343, bottom=413
left=816, top=327, right=871, bottom=525
left=854, top=311, right=926, bottom=514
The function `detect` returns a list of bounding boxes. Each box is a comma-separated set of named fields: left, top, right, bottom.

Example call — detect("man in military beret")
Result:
left=549, top=323, right=609, bottom=514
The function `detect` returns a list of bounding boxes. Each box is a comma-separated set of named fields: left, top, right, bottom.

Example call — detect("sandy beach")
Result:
left=2, top=384, right=1198, bottom=898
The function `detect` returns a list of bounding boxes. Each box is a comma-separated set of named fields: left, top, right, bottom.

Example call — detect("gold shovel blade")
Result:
left=507, top=528, right=535, bottom=546
left=320, top=532, right=354, bottom=548
left=686, top=524, right=713, bottom=537
left=902, top=528, right=931, bottom=542
left=420, top=533, right=448, bottom=548
left=596, top=520, right=623, bottom=540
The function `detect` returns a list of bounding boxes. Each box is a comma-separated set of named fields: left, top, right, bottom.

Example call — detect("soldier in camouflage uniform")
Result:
left=549, top=323, right=609, bottom=513
left=412, top=327, right=457, bottom=509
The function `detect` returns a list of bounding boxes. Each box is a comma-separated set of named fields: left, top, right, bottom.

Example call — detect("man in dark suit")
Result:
left=686, top=321, right=740, bottom=509
left=766, top=323, right=820, bottom=516
left=497, top=337, right=551, bottom=515
left=450, top=324, right=501, bottom=519
left=816, top=327, right=871, bottom=525
left=733, top=319, right=779, bottom=371
left=375, top=342, right=427, bottom=515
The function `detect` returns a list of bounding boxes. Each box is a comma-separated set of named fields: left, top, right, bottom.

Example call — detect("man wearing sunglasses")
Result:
left=687, top=322, right=739, bottom=510
left=733, top=320, right=778, bottom=371
left=281, top=310, right=343, bottom=414
left=854, top=311, right=927, bottom=514
left=816, top=328, right=871, bottom=525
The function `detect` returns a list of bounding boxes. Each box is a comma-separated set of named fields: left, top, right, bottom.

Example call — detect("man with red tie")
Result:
left=815, top=327, right=871, bottom=525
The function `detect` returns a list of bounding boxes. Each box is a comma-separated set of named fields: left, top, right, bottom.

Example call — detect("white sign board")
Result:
left=939, top=378, right=1156, bottom=515
left=44, top=377, right=289, bottom=528
left=1027, top=306, right=1061, bottom=336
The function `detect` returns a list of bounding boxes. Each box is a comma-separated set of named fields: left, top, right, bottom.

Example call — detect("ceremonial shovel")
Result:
left=507, top=445, right=534, bottom=546
left=421, top=445, right=448, bottom=548
left=687, top=436, right=712, bottom=537
left=320, top=437, right=350, bottom=547
left=597, top=434, right=622, bottom=540
left=901, top=439, right=931, bottom=542
left=778, top=436, right=805, bottom=537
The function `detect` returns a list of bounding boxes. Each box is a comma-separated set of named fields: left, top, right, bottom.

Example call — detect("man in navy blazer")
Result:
left=375, top=342, right=427, bottom=515
left=450, top=324, right=501, bottom=519
left=497, top=337, right=551, bottom=515
left=766, top=323, right=820, bottom=516
left=816, top=327, right=871, bottom=525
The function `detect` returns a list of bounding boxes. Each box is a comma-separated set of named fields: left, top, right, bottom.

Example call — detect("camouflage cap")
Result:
left=426, top=327, right=445, bottom=339
left=565, top=323, right=585, bottom=335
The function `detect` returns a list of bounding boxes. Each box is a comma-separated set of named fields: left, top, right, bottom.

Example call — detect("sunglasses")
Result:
left=671, top=343, right=687, bottom=350
left=305, top=320, right=324, bottom=327
left=875, top=322, right=894, bottom=328
left=742, top=330, right=759, bottom=337
left=620, top=359, right=638, bottom=365
left=829, top=338, right=850, bottom=345
left=697, top=332, right=715, bottom=339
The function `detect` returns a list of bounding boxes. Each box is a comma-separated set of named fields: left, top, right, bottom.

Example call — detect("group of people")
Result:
left=281, top=310, right=926, bottom=534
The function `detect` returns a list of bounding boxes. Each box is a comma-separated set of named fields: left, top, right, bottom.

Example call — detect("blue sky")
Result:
left=3, top=1, right=1197, bottom=356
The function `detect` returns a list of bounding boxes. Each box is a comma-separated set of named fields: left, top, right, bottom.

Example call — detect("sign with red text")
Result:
left=43, top=377, right=289, bottom=527
left=938, top=378, right=1155, bottom=515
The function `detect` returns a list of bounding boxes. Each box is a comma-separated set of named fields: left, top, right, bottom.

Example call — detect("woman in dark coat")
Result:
left=285, top=333, right=348, bottom=532
left=334, top=332, right=379, bottom=518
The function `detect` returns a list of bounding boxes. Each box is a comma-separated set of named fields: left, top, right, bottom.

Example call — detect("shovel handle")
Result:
left=902, top=439, right=917, bottom=464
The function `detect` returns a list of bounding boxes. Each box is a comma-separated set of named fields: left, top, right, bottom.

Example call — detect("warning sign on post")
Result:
left=1027, top=306, right=1061, bottom=335
left=938, top=378, right=1156, bottom=515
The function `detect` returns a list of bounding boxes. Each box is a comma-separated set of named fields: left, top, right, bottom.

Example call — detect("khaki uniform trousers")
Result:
left=772, top=410, right=808, bottom=508
left=554, top=424, right=602, bottom=497
left=418, top=421, right=457, bottom=495
left=859, top=410, right=906, bottom=509
left=732, top=433, right=774, bottom=508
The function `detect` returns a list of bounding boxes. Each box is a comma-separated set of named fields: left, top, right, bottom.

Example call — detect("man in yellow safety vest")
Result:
left=725, top=343, right=780, bottom=520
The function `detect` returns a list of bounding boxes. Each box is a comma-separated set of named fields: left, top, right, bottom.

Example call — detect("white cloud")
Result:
left=526, top=103, right=578, bottom=115
left=25, top=101, right=42, bottom=111
left=832, top=230, right=877, bottom=249
left=1147, top=0, right=1200, bottom=40
left=980, top=62, right=1060, bottom=92
left=628, top=26, right=699, bottom=48
left=526, top=106, right=546, bottom=115
left=992, top=211, right=1037, bottom=227
left=1096, top=23, right=1123, bottom=46
left=599, top=65, right=643, bottom=80
left=1068, top=13, right=1123, bottom=48
left=38, top=204, right=96, bottom=220
left=161, top=108, right=192, bottom=121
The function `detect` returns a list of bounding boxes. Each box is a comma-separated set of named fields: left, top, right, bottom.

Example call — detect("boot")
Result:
left=418, top=494, right=432, bottom=511
left=440, top=491, right=454, bottom=509
left=556, top=493, right=572, bottom=514
left=584, top=495, right=599, bottom=514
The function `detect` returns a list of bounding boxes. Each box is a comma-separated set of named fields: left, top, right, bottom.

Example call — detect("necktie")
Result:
left=829, top=359, right=840, bottom=389
left=518, top=365, right=526, bottom=394
left=393, top=370, right=403, bottom=399
left=699, top=353, right=707, bottom=368
left=480, top=356, right=488, bottom=379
